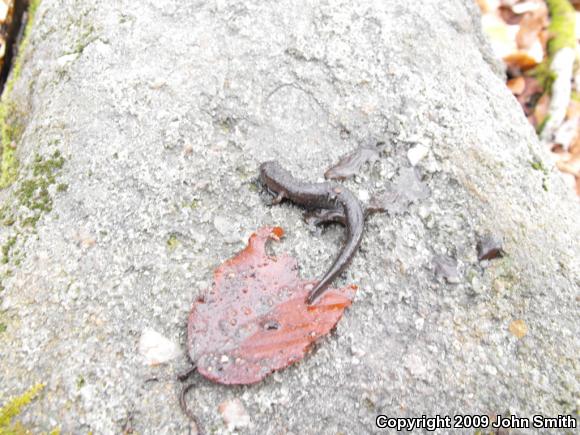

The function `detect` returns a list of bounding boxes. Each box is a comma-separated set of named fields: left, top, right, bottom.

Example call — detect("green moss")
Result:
left=183, top=199, right=199, bottom=209
left=531, top=161, right=547, bottom=172
left=0, top=0, right=42, bottom=190
left=1, top=237, right=16, bottom=264
left=546, top=0, right=577, bottom=55
left=0, top=102, right=24, bottom=189
left=0, top=206, right=15, bottom=226
left=167, top=234, right=180, bottom=251
left=529, top=159, right=550, bottom=191
left=0, top=383, right=44, bottom=434
left=0, top=323, right=6, bottom=333
left=535, top=114, right=550, bottom=135
left=72, top=23, right=97, bottom=55
left=15, top=151, right=65, bottom=218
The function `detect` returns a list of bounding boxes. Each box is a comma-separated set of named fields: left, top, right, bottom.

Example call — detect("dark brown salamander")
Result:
left=259, top=161, right=365, bottom=304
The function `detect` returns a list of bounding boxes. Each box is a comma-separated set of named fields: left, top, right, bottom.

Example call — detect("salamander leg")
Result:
left=303, top=208, right=346, bottom=226
left=272, top=192, right=285, bottom=205
left=262, top=186, right=285, bottom=206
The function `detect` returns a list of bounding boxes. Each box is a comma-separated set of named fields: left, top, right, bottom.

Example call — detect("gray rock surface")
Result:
left=1, top=0, right=579, bottom=433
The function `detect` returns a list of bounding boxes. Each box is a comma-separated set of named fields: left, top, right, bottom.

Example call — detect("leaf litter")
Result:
left=478, top=0, right=580, bottom=195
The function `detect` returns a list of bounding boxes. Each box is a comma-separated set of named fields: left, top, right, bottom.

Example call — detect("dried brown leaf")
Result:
left=516, top=6, right=548, bottom=49
left=504, top=51, right=539, bottom=72
left=325, top=146, right=380, bottom=180
left=507, top=76, right=526, bottom=95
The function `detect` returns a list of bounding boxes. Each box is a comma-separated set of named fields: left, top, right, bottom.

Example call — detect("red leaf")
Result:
left=187, top=226, right=357, bottom=385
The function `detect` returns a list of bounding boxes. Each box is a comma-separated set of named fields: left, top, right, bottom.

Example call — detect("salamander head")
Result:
left=259, top=161, right=287, bottom=191
left=259, top=161, right=281, bottom=179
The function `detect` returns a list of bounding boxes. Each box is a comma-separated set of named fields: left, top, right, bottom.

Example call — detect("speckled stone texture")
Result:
left=0, top=0, right=578, bottom=433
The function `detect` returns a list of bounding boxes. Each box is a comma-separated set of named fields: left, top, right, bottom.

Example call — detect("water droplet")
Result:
left=242, top=307, right=252, bottom=315
left=264, top=320, right=280, bottom=330
left=230, top=318, right=237, bottom=326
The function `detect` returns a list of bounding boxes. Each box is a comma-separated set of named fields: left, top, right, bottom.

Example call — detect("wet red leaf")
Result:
left=187, top=226, right=357, bottom=385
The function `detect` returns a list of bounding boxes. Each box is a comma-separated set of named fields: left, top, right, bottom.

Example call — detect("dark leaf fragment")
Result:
left=324, top=146, right=380, bottom=180
left=477, top=234, right=505, bottom=261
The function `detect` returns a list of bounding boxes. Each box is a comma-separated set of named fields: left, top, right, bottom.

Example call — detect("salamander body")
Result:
left=259, top=161, right=364, bottom=303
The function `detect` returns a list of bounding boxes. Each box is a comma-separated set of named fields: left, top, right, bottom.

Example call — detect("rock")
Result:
left=508, top=319, right=528, bottom=339
left=218, top=398, right=250, bottom=431
left=0, top=0, right=578, bottom=433
left=138, top=328, right=181, bottom=366
left=407, top=144, right=429, bottom=166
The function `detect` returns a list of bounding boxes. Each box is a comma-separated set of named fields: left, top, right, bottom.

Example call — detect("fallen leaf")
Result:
left=508, top=319, right=528, bottom=339
left=325, top=146, right=380, bottom=180
left=187, top=226, right=357, bottom=385
left=566, top=99, right=580, bottom=119
left=503, top=51, right=538, bottom=72
left=476, top=0, right=495, bottom=14
left=532, top=92, right=550, bottom=127
left=507, top=76, right=526, bottom=95
left=512, top=1, right=544, bottom=15
left=554, top=117, right=580, bottom=151
left=556, top=153, right=580, bottom=175
left=477, top=234, right=505, bottom=261
left=498, top=5, right=523, bottom=25
left=510, top=76, right=544, bottom=122
left=516, top=5, right=548, bottom=49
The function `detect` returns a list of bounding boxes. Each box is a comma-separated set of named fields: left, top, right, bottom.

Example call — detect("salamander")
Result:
left=259, top=160, right=365, bottom=304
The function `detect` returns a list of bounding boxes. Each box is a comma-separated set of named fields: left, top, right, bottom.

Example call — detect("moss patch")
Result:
left=546, top=0, right=577, bottom=56
left=0, top=150, right=65, bottom=269
left=1, top=236, right=17, bottom=265
left=0, top=383, right=44, bottom=434
left=167, top=234, right=180, bottom=251
left=0, top=101, right=24, bottom=189
left=0, top=0, right=42, bottom=190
